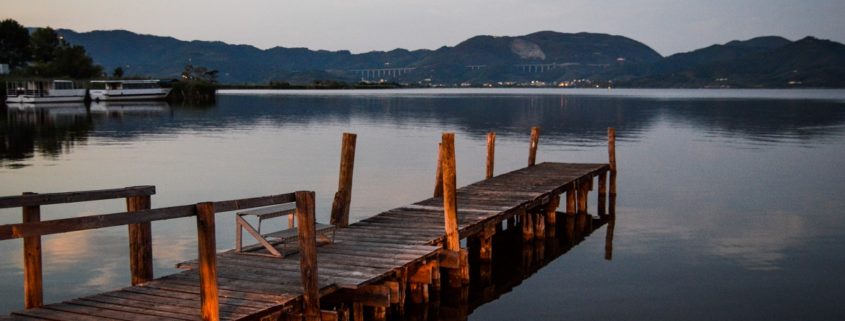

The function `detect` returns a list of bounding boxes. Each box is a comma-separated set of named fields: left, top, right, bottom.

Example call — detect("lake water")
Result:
left=1, top=88, right=844, bottom=320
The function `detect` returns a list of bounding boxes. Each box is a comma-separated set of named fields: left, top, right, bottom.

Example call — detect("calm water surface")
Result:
left=1, top=88, right=844, bottom=320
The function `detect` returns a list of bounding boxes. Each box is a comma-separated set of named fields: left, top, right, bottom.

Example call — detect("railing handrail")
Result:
left=0, top=192, right=297, bottom=241
left=0, top=186, right=156, bottom=209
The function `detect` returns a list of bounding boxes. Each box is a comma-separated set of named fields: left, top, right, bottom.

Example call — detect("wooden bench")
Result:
left=235, top=203, right=335, bottom=257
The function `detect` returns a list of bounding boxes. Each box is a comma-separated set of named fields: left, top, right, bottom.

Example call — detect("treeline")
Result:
left=0, top=19, right=101, bottom=78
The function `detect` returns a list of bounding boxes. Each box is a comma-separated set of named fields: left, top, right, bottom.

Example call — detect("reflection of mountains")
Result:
left=3, top=94, right=845, bottom=163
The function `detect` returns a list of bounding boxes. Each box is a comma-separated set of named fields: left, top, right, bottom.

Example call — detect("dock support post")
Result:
left=22, top=192, right=43, bottom=309
left=598, top=171, right=607, bottom=216
left=331, top=133, right=356, bottom=227
left=433, top=143, right=443, bottom=198
left=296, top=191, right=322, bottom=321
left=608, top=128, right=617, bottom=196
left=565, top=185, right=576, bottom=216
left=520, top=208, right=533, bottom=241
left=486, top=131, right=496, bottom=179
left=534, top=210, right=546, bottom=240
left=577, top=179, right=590, bottom=214
left=528, top=126, right=540, bottom=167
left=440, top=133, right=467, bottom=286
left=545, top=195, right=560, bottom=237
left=195, top=202, right=219, bottom=321
left=127, top=194, right=153, bottom=285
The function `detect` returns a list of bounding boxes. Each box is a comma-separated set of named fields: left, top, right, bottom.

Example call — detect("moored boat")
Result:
left=89, top=79, right=171, bottom=101
left=4, top=80, right=86, bottom=103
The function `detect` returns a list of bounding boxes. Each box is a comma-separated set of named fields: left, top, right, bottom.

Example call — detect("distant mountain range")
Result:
left=57, top=29, right=845, bottom=87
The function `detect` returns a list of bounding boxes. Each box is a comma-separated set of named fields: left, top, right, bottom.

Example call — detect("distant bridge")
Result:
left=514, top=63, right=584, bottom=73
left=349, top=67, right=416, bottom=80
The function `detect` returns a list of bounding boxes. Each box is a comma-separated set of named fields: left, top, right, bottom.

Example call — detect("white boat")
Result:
left=89, top=79, right=171, bottom=101
left=5, top=80, right=86, bottom=103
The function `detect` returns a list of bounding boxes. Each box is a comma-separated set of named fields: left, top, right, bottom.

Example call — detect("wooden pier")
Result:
left=0, top=128, right=618, bottom=321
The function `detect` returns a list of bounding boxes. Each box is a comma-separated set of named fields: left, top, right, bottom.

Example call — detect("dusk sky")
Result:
left=4, top=0, right=844, bottom=56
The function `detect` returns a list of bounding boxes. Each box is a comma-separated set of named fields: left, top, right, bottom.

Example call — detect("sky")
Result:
left=3, top=0, right=844, bottom=56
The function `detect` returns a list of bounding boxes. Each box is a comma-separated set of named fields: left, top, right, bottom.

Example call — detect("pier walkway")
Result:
left=1, top=129, right=617, bottom=321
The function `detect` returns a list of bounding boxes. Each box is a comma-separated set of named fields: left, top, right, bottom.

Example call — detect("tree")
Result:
left=30, top=27, right=60, bottom=63
left=0, top=19, right=30, bottom=69
left=113, top=66, right=124, bottom=78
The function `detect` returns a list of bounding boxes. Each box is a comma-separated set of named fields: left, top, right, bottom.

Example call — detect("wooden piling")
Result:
left=528, top=127, right=540, bottom=167
left=331, top=133, right=357, bottom=227
left=440, top=134, right=459, bottom=252
left=521, top=208, right=533, bottom=241
left=577, top=179, right=590, bottom=214
left=22, top=192, right=42, bottom=309
left=486, top=132, right=496, bottom=179
left=127, top=195, right=153, bottom=285
left=608, top=127, right=617, bottom=196
left=545, top=195, right=560, bottom=226
left=195, top=202, right=219, bottom=321
left=597, top=171, right=607, bottom=216
left=296, top=191, right=322, bottom=321
left=534, top=210, right=545, bottom=240
left=433, top=143, right=444, bottom=198
left=565, top=185, right=576, bottom=216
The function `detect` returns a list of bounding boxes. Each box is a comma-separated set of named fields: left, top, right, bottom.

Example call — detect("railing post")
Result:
left=528, top=126, right=540, bottom=167
left=127, top=195, right=153, bottom=285
left=331, top=133, right=357, bottom=227
left=434, top=143, right=443, bottom=198
left=486, top=131, right=496, bottom=179
left=22, top=192, right=43, bottom=309
left=296, top=191, right=322, bottom=321
left=195, top=202, right=219, bottom=321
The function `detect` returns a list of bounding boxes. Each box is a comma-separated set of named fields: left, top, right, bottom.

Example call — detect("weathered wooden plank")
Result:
left=69, top=299, right=199, bottom=321
left=13, top=307, right=115, bottom=321
left=0, top=186, right=156, bottom=209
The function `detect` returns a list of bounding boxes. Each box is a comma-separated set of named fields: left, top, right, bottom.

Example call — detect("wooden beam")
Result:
left=127, top=195, right=153, bottom=286
left=296, top=191, right=321, bottom=321
left=566, top=185, right=576, bottom=216
left=331, top=133, right=357, bottom=227
left=22, top=192, right=42, bottom=309
left=0, top=186, right=155, bottom=209
left=486, top=131, right=496, bottom=179
left=528, top=126, right=540, bottom=167
left=433, top=143, right=443, bottom=198
left=195, top=202, right=219, bottom=321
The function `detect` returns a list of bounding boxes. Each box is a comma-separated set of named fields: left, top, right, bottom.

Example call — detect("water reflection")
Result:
left=4, top=90, right=845, bottom=166
left=394, top=212, right=614, bottom=321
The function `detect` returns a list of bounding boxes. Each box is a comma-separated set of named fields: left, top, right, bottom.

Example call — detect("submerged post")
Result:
left=22, top=192, right=43, bottom=309
left=608, top=127, right=617, bottom=196
left=331, top=133, right=357, bottom=227
left=195, top=202, right=219, bottom=321
left=528, top=127, right=540, bottom=167
left=486, top=131, right=496, bottom=179
left=434, top=143, right=444, bottom=198
left=296, top=191, right=322, bottom=321
left=127, top=194, right=153, bottom=285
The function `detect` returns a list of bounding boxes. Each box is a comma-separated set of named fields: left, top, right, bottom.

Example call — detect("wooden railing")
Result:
left=0, top=186, right=156, bottom=309
left=0, top=187, right=315, bottom=320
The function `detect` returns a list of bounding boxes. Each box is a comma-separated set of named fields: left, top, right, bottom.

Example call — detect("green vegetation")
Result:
left=0, top=19, right=102, bottom=79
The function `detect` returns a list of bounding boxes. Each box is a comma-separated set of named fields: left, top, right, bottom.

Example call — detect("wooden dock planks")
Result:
left=7, top=162, right=607, bottom=321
